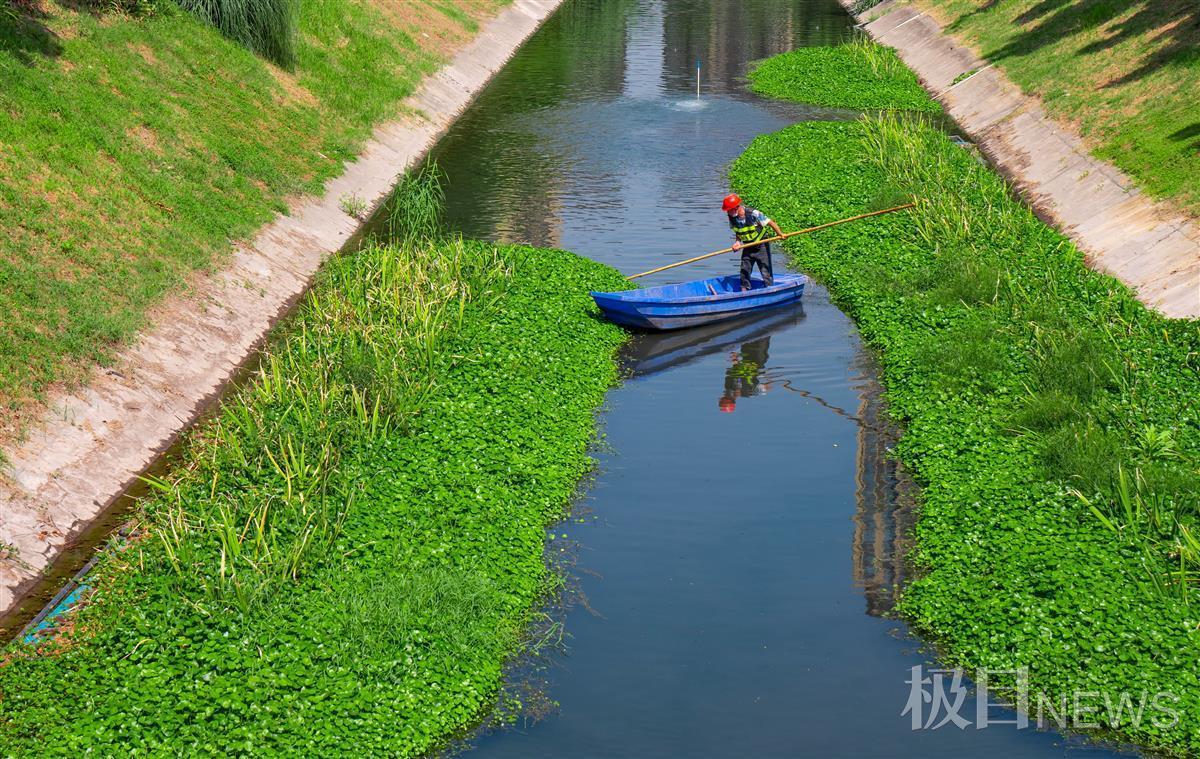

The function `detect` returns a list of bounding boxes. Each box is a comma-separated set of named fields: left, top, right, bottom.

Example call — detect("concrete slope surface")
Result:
left=0, top=0, right=565, bottom=623
left=852, top=0, right=1199, bottom=319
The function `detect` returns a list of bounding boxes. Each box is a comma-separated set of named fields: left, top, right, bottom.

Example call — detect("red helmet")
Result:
left=721, top=193, right=741, bottom=213
left=719, top=396, right=736, bottom=413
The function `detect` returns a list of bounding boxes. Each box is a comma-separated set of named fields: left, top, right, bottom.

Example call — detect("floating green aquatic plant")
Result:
left=748, top=40, right=941, bottom=113
left=731, top=112, right=1200, bottom=752
left=0, top=172, right=629, bottom=754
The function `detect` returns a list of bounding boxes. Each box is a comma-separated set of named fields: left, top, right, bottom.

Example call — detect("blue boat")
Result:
left=591, top=273, right=807, bottom=331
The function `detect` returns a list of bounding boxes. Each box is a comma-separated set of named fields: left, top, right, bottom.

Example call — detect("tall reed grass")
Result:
left=177, top=0, right=298, bottom=68
left=387, top=162, right=447, bottom=243
left=143, top=168, right=509, bottom=614
left=846, top=36, right=904, bottom=79
left=1074, top=467, right=1200, bottom=604
left=860, top=113, right=1028, bottom=252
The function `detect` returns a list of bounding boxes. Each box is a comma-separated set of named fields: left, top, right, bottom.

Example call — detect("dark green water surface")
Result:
left=421, top=1, right=1132, bottom=756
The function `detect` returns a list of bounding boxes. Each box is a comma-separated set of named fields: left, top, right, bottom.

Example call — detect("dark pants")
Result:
left=739, top=243, right=773, bottom=290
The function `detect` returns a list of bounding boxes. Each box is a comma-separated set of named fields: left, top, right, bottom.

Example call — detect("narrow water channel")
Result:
left=420, top=1, right=1130, bottom=756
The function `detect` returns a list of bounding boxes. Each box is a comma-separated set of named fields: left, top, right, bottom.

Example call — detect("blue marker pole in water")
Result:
left=696, top=58, right=702, bottom=99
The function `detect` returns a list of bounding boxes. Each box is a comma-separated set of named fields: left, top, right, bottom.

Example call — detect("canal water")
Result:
left=423, top=1, right=1129, bottom=756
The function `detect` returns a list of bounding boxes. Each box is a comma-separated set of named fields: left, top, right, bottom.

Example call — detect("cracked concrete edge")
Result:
left=845, top=0, right=1199, bottom=320
left=0, top=0, right=566, bottom=620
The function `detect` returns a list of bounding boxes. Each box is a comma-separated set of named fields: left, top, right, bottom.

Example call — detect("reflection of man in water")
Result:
left=718, top=336, right=772, bottom=413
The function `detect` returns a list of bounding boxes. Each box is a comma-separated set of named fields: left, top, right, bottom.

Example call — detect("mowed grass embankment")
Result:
left=0, top=0, right=504, bottom=436
left=0, top=183, right=629, bottom=752
left=911, top=0, right=1200, bottom=217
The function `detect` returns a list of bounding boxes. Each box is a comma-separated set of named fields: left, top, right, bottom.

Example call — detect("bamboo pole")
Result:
left=627, top=203, right=915, bottom=280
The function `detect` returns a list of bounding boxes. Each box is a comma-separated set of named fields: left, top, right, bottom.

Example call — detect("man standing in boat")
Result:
left=722, top=193, right=783, bottom=291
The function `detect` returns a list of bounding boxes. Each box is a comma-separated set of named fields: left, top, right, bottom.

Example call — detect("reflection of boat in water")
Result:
left=624, top=303, right=805, bottom=379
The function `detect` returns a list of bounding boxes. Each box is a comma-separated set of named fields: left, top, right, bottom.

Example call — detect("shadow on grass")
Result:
left=1, top=0, right=159, bottom=67
left=1168, top=122, right=1200, bottom=152
left=945, top=0, right=1004, bottom=30
left=981, top=0, right=1198, bottom=87
left=0, top=5, right=63, bottom=66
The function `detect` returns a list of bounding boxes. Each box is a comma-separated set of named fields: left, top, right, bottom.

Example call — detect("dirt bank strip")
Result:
left=0, top=0, right=565, bottom=623
left=845, top=0, right=1199, bottom=319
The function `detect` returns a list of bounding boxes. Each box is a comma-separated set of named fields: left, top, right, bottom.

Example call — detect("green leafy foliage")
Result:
left=748, top=40, right=942, bottom=113
left=731, top=109, right=1200, bottom=751
left=0, top=227, right=628, bottom=753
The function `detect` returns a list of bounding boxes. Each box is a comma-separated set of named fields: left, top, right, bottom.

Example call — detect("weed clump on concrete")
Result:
left=338, top=192, right=368, bottom=220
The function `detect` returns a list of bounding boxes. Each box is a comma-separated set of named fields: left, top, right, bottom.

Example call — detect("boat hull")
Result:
left=591, top=274, right=807, bottom=331
left=627, top=304, right=805, bottom=378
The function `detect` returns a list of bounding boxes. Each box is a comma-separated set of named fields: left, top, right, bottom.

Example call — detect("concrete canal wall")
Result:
left=844, top=0, right=1199, bottom=320
left=0, top=0, right=566, bottom=624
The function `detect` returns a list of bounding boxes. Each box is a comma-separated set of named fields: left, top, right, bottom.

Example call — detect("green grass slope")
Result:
left=0, top=0, right=502, bottom=434
left=912, top=0, right=1199, bottom=217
